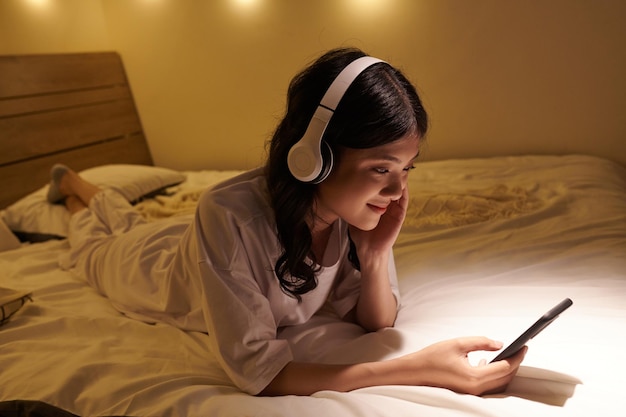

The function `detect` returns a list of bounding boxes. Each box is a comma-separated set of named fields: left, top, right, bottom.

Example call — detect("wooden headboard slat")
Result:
left=0, top=85, right=131, bottom=118
left=0, top=98, right=143, bottom=166
left=0, top=52, right=154, bottom=210
left=0, top=53, right=126, bottom=98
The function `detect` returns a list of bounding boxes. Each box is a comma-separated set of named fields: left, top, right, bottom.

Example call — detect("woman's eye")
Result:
left=373, top=165, right=415, bottom=174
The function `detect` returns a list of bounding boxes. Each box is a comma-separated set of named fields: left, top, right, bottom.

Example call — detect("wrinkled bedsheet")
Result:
left=1, top=155, right=625, bottom=417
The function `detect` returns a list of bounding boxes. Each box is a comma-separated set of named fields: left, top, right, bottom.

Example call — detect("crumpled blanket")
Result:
left=136, top=187, right=205, bottom=221
left=134, top=170, right=242, bottom=221
left=404, top=183, right=563, bottom=229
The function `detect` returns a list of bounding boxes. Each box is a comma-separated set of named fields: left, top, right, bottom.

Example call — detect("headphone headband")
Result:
left=287, top=56, right=385, bottom=183
left=320, top=56, right=384, bottom=113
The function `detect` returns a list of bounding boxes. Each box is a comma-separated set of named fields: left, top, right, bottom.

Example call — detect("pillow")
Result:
left=0, top=218, right=20, bottom=252
left=2, top=164, right=186, bottom=240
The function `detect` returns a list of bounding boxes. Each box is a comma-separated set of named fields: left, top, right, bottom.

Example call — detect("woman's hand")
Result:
left=349, top=186, right=409, bottom=257
left=403, top=336, right=527, bottom=395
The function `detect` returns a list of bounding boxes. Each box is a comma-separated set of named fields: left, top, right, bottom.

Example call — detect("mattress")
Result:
left=1, top=155, right=625, bottom=416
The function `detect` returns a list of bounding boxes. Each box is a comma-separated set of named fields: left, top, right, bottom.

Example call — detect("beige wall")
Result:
left=2, top=1, right=625, bottom=169
left=0, top=0, right=110, bottom=54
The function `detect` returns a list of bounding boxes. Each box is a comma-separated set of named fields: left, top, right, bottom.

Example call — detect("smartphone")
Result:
left=490, top=298, right=573, bottom=363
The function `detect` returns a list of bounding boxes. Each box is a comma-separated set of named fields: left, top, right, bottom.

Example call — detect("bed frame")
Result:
left=0, top=52, right=153, bottom=209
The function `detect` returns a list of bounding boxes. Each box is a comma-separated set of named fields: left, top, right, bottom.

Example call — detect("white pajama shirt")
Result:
left=60, top=168, right=400, bottom=395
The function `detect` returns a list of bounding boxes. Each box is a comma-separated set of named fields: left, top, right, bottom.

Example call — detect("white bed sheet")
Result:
left=1, top=155, right=625, bottom=417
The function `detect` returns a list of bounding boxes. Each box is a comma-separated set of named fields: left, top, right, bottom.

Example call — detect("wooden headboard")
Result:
left=0, top=52, right=153, bottom=209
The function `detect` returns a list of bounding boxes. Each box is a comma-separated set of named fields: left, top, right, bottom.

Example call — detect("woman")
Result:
left=49, top=47, right=526, bottom=397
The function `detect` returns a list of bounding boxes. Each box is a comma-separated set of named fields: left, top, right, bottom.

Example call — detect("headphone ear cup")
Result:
left=311, top=141, right=334, bottom=184
left=287, top=106, right=333, bottom=183
left=287, top=140, right=319, bottom=181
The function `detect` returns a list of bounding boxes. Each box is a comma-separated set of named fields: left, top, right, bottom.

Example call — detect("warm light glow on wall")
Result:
left=24, top=0, right=51, bottom=9
left=231, top=0, right=261, bottom=10
left=345, top=0, right=390, bottom=16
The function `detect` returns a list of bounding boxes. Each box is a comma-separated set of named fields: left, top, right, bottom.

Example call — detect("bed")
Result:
left=1, top=53, right=625, bottom=417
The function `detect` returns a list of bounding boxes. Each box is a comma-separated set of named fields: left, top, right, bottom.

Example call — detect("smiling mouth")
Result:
left=367, top=203, right=387, bottom=215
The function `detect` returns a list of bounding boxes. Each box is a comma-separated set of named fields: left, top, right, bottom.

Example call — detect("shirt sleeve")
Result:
left=193, top=195, right=293, bottom=395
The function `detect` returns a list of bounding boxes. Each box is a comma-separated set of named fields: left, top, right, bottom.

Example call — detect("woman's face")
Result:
left=313, top=135, right=420, bottom=231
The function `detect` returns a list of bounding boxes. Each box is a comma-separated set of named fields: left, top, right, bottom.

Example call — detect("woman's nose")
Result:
left=382, top=174, right=404, bottom=200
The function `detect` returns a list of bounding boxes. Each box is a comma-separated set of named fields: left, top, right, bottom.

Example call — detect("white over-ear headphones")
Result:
left=287, top=56, right=385, bottom=183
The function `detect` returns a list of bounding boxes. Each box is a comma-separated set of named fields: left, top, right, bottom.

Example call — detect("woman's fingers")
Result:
left=473, top=346, right=527, bottom=394
left=414, top=337, right=527, bottom=396
left=455, top=336, right=504, bottom=354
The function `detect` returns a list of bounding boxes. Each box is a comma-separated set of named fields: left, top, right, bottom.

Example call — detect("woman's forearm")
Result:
left=355, top=253, right=398, bottom=331
left=260, top=358, right=415, bottom=396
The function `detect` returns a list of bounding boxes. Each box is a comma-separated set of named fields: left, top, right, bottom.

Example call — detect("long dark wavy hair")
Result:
left=266, top=47, right=428, bottom=301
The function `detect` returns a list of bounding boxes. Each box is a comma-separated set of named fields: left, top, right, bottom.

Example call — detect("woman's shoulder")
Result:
left=197, top=167, right=272, bottom=224
left=209, top=167, right=266, bottom=192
